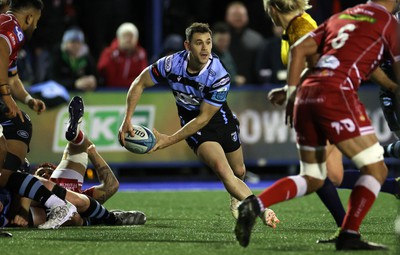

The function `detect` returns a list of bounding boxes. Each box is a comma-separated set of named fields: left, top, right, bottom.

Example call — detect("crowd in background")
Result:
left=9, top=0, right=366, bottom=92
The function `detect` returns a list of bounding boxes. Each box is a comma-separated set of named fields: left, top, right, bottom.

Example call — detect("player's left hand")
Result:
left=148, top=128, right=170, bottom=153
left=27, top=98, right=46, bottom=114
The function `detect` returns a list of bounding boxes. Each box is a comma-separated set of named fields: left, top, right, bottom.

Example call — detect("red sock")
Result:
left=342, top=175, right=380, bottom=232
left=258, top=176, right=307, bottom=208
left=72, top=131, right=84, bottom=145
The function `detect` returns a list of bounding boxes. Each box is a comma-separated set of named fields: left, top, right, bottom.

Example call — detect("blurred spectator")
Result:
left=30, top=0, right=77, bottom=83
left=0, top=0, right=9, bottom=13
left=225, top=1, right=264, bottom=85
left=17, top=47, right=35, bottom=85
left=75, top=0, right=145, bottom=60
left=211, top=22, right=245, bottom=87
left=47, top=28, right=98, bottom=92
left=150, top=34, right=184, bottom=63
left=255, top=26, right=286, bottom=85
left=97, top=22, right=148, bottom=88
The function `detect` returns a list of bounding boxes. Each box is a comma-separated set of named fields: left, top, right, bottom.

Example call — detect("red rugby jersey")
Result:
left=304, top=2, right=400, bottom=90
left=0, top=13, right=25, bottom=76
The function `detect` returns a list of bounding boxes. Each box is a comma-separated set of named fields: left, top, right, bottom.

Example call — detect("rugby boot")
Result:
left=65, top=96, right=84, bottom=141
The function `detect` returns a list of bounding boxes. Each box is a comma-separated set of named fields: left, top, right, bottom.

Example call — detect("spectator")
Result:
left=255, top=26, right=286, bottom=85
left=30, top=0, right=77, bottom=83
left=225, top=1, right=264, bottom=85
left=48, top=27, right=98, bottom=92
left=212, top=22, right=245, bottom=87
left=97, top=22, right=148, bottom=88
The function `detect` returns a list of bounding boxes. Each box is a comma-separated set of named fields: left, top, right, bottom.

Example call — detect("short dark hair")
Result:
left=36, top=162, right=57, bottom=171
left=185, top=22, right=212, bottom=42
left=10, top=0, right=43, bottom=12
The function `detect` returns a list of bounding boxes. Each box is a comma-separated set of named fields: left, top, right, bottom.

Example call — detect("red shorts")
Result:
left=294, top=85, right=374, bottom=147
left=50, top=177, right=83, bottom=193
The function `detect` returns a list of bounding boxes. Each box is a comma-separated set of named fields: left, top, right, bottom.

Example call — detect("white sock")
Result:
left=44, top=194, right=66, bottom=208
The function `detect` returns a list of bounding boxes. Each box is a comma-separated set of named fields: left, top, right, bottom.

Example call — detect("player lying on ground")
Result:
left=3, top=96, right=146, bottom=227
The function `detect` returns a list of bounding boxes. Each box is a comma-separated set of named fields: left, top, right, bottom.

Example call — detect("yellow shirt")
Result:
left=281, top=12, right=317, bottom=66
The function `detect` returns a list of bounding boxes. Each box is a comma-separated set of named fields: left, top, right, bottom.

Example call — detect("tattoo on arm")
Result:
left=94, top=165, right=118, bottom=200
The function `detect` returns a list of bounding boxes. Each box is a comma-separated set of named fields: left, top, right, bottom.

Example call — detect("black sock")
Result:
left=383, top=141, right=400, bottom=158
left=316, top=178, right=346, bottom=227
left=5, top=171, right=55, bottom=206
left=80, top=196, right=116, bottom=224
left=51, top=184, right=67, bottom=200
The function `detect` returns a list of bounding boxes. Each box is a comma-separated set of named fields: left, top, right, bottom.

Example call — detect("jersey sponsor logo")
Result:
left=211, top=87, right=228, bottom=102
left=165, top=55, right=172, bottom=72
left=212, top=76, right=230, bottom=88
left=316, top=55, right=340, bottom=69
left=339, top=14, right=376, bottom=23
left=331, top=118, right=356, bottom=134
left=174, top=91, right=201, bottom=105
left=14, top=26, right=24, bottom=42
left=6, top=31, right=15, bottom=46
left=231, top=131, right=238, bottom=142
left=381, top=97, right=392, bottom=107
left=17, top=130, right=29, bottom=139
left=151, top=65, right=161, bottom=78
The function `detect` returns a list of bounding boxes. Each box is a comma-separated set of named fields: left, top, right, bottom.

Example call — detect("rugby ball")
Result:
left=124, top=125, right=156, bottom=154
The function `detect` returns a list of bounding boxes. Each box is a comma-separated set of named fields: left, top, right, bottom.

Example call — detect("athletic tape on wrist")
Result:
left=24, top=95, right=33, bottom=104
left=285, top=85, right=296, bottom=103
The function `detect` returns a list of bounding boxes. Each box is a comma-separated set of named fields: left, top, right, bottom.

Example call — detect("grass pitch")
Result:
left=0, top=189, right=398, bottom=255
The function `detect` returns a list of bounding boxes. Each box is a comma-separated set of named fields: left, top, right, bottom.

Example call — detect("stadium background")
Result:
left=25, top=0, right=400, bottom=182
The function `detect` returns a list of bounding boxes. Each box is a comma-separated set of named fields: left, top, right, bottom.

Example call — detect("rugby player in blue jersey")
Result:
left=118, top=22, right=279, bottom=227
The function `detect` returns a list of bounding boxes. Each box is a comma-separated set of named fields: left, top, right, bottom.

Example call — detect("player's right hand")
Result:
left=11, top=214, right=28, bottom=227
left=2, top=95, right=24, bottom=122
left=267, top=87, right=286, bottom=106
left=118, top=120, right=134, bottom=147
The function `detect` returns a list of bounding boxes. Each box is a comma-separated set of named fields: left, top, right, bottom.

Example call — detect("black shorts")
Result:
left=185, top=117, right=241, bottom=154
left=379, top=87, right=400, bottom=133
left=0, top=111, right=32, bottom=147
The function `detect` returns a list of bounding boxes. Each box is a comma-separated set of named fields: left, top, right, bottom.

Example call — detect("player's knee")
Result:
left=233, top=164, right=246, bottom=180
left=351, top=143, right=384, bottom=169
left=302, top=176, right=325, bottom=193
left=58, top=151, right=88, bottom=169
left=68, top=193, right=88, bottom=211
left=299, top=161, right=327, bottom=180
left=327, top=171, right=343, bottom=186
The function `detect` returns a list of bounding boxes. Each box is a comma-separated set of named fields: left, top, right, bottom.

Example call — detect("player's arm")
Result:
left=0, top=37, right=23, bottom=120
left=287, top=35, right=318, bottom=93
left=370, top=67, right=398, bottom=92
left=150, top=102, right=220, bottom=152
left=286, top=35, right=318, bottom=126
left=10, top=196, right=30, bottom=227
left=8, top=75, right=46, bottom=114
left=118, top=67, right=156, bottom=146
left=86, top=144, right=119, bottom=204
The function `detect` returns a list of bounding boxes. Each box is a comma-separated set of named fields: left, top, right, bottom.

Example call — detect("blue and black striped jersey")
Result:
left=149, top=50, right=235, bottom=125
